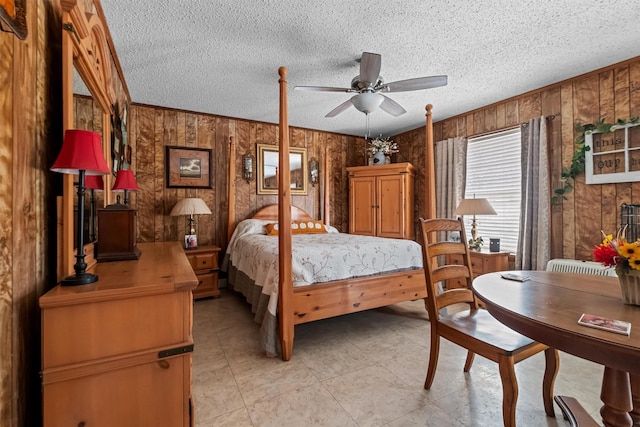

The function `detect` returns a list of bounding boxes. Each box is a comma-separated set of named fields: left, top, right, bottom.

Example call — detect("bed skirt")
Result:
left=225, top=258, right=280, bottom=355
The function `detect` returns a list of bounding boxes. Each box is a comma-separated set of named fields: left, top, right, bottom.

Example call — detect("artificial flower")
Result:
left=593, top=228, right=640, bottom=274
left=367, top=136, right=399, bottom=156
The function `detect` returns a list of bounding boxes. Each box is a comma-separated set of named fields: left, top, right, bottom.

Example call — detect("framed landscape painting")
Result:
left=165, top=146, right=212, bottom=188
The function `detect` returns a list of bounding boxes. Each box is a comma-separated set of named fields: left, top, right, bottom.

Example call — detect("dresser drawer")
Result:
left=187, top=253, right=217, bottom=271
left=448, top=253, right=480, bottom=271
left=42, top=291, right=190, bottom=368
left=193, top=272, right=220, bottom=299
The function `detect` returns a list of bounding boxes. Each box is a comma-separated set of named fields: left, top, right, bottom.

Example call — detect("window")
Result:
left=464, top=128, right=521, bottom=253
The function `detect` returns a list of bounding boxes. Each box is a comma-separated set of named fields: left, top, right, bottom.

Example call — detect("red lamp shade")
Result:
left=112, top=169, right=139, bottom=191
left=51, top=129, right=110, bottom=175
left=84, top=175, right=104, bottom=190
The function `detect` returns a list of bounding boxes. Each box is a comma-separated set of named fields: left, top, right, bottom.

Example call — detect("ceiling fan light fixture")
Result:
left=351, top=92, right=384, bottom=114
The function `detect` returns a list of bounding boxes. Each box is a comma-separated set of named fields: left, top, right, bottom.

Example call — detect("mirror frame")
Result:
left=257, top=143, right=307, bottom=195
left=60, top=0, right=116, bottom=280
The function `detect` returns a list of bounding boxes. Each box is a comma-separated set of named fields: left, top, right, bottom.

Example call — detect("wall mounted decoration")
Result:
left=242, top=150, right=255, bottom=183
left=0, top=0, right=27, bottom=40
left=585, top=121, right=640, bottom=184
left=257, top=143, right=307, bottom=195
left=165, top=146, right=213, bottom=189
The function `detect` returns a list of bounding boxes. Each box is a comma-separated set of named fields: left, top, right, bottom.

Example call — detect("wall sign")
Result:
left=585, top=122, right=640, bottom=184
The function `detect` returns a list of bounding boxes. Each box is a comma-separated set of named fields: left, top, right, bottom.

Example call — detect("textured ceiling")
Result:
left=100, top=0, right=640, bottom=138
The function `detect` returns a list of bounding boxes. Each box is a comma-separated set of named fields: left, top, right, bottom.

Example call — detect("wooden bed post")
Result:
left=323, top=145, right=331, bottom=225
left=278, top=67, right=294, bottom=361
left=425, top=104, right=436, bottom=220
left=227, top=136, right=236, bottom=241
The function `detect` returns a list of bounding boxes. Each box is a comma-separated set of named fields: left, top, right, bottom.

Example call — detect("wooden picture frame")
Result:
left=165, top=146, right=212, bottom=188
left=0, top=0, right=27, bottom=40
left=585, top=122, right=640, bottom=184
left=257, top=143, right=307, bottom=195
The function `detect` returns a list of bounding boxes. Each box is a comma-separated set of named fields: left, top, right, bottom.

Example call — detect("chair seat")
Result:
left=439, top=309, right=538, bottom=355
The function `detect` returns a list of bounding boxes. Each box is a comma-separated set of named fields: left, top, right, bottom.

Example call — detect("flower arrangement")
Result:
left=367, top=136, right=399, bottom=156
left=593, top=229, right=640, bottom=275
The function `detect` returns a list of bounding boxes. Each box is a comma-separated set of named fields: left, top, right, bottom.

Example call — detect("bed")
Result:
left=223, top=206, right=425, bottom=355
left=225, top=67, right=437, bottom=360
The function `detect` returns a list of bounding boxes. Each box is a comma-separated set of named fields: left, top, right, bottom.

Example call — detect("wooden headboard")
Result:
left=251, top=205, right=314, bottom=222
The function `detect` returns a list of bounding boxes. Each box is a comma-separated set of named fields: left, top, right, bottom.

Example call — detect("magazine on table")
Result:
left=500, top=272, right=530, bottom=282
left=578, top=313, right=631, bottom=336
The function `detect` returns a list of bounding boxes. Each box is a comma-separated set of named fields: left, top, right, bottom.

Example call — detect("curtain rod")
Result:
left=467, top=113, right=561, bottom=138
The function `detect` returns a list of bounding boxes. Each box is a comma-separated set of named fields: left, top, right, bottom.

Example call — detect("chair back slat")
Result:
left=419, top=217, right=478, bottom=321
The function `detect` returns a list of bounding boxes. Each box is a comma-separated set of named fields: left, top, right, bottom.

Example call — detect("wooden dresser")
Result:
left=184, top=245, right=221, bottom=299
left=40, top=242, right=197, bottom=427
left=446, top=249, right=510, bottom=289
left=347, top=162, right=415, bottom=239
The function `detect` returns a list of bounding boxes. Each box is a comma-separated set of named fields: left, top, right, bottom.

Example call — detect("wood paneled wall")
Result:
left=126, top=104, right=362, bottom=250
left=0, top=1, right=62, bottom=426
left=395, top=57, right=640, bottom=261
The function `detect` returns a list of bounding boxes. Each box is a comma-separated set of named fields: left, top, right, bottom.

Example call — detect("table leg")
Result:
left=630, top=373, right=640, bottom=424
left=599, top=367, right=633, bottom=427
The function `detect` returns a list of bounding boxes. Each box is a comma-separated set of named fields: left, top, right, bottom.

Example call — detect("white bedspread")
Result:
left=226, top=219, right=423, bottom=316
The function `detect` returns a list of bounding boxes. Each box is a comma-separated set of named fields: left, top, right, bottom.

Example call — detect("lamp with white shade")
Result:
left=170, top=197, right=212, bottom=249
left=453, top=197, right=497, bottom=250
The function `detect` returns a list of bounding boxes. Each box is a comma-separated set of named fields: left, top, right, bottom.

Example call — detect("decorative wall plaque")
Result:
left=585, top=122, right=640, bottom=184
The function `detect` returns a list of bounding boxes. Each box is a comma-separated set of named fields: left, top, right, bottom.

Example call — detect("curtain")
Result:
left=435, top=137, right=467, bottom=240
left=516, top=117, right=550, bottom=270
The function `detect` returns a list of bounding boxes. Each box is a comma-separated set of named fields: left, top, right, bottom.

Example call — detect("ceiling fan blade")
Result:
left=359, top=52, right=381, bottom=85
left=325, top=99, right=354, bottom=117
left=294, top=85, right=351, bottom=93
left=379, top=95, right=406, bottom=117
left=380, top=75, right=448, bottom=93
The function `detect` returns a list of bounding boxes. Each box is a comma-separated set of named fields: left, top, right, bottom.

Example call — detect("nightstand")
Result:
left=446, top=249, right=510, bottom=289
left=184, top=245, right=221, bottom=299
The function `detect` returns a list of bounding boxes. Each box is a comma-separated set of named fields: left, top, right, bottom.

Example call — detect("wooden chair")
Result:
left=419, top=217, right=558, bottom=427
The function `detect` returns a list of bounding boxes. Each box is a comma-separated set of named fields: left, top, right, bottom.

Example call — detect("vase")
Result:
left=373, top=150, right=385, bottom=165
left=618, top=271, right=640, bottom=305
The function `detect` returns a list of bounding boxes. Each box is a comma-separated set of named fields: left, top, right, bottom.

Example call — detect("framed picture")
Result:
left=165, top=146, right=213, bottom=188
left=257, top=143, right=307, bottom=195
left=184, top=234, right=198, bottom=249
left=0, top=0, right=27, bottom=40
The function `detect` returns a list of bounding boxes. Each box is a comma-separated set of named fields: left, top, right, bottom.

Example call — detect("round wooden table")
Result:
left=473, top=271, right=640, bottom=427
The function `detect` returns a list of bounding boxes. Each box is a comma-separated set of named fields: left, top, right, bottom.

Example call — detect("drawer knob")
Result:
left=157, top=360, right=170, bottom=369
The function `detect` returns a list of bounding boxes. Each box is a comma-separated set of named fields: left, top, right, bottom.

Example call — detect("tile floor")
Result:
left=192, top=289, right=604, bottom=426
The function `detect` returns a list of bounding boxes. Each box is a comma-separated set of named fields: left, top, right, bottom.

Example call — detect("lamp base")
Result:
left=60, top=272, right=99, bottom=286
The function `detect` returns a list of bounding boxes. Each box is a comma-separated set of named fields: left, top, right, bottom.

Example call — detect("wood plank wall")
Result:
left=0, top=1, right=62, bottom=426
left=126, top=104, right=362, bottom=250
left=394, top=56, right=640, bottom=261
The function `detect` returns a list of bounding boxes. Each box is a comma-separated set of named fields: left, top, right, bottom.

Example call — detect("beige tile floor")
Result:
left=192, top=289, right=604, bottom=426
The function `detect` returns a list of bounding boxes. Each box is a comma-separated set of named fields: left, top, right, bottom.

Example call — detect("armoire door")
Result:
left=376, top=174, right=406, bottom=238
left=349, top=176, right=376, bottom=236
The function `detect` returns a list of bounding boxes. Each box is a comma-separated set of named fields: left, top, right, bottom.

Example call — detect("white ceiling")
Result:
left=100, top=0, right=640, bottom=138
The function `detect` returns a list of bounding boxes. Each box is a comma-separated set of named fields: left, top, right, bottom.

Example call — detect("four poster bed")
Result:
left=224, top=67, right=437, bottom=360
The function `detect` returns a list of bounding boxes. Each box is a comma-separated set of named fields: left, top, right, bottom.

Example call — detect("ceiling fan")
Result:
left=294, top=52, right=447, bottom=118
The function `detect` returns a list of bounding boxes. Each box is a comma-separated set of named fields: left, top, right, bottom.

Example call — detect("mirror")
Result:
left=72, top=67, right=105, bottom=246
left=257, top=143, right=307, bottom=195
left=60, top=1, right=117, bottom=280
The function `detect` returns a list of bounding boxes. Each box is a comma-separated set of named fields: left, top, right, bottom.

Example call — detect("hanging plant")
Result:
left=551, top=116, right=640, bottom=205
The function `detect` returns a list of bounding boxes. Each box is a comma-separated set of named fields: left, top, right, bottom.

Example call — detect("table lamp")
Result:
left=84, top=175, right=104, bottom=242
left=112, top=169, right=139, bottom=205
left=454, top=196, right=497, bottom=249
left=51, top=129, right=110, bottom=285
left=170, top=197, right=212, bottom=249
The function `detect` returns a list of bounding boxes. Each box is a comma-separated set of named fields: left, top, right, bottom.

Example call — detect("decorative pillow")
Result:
left=266, top=220, right=329, bottom=235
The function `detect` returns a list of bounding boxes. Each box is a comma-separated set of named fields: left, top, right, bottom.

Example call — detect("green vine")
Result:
left=551, top=116, right=640, bottom=205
